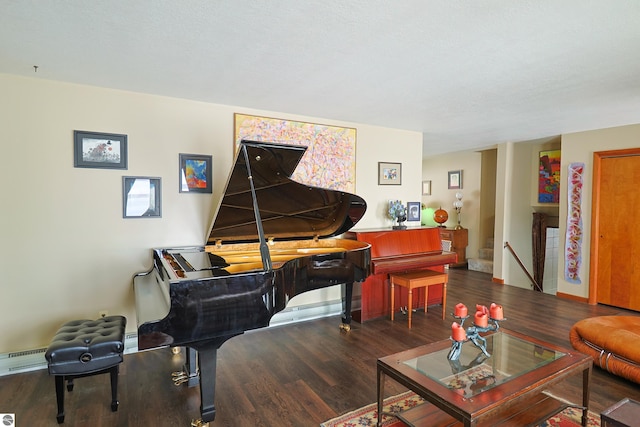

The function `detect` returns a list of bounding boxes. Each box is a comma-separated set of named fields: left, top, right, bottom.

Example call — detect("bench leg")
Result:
left=109, top=365, right=119, bottom=412
left=407, top=289, right=413, bottom=329
left=441, top=280, right=447, bottom=320
left=54, top=375, right=65, bottom=424
left=390, top=279, right=395, bottom=321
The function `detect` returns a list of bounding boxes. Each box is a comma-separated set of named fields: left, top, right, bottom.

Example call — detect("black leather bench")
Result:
left=44, top=316, right=126, bottom=424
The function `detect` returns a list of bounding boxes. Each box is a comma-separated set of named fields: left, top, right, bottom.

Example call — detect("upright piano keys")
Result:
left=133, top=141, right=370, bottom=424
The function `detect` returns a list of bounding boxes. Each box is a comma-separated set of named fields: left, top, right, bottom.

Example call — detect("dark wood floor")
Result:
left=3, top=269, right=640, bottom=426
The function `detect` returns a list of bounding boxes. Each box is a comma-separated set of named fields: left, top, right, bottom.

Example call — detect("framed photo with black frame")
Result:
left=407, top=202, right=421, bottom=222
left=122, top=176, right=161, bottom=218
left=74, top=130, right=128, bottom=169
left=179, top=153, right=213, bottom=193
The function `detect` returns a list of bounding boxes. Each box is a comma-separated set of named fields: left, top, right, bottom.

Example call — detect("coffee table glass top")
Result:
left=402, top=332, right=565, bottom=398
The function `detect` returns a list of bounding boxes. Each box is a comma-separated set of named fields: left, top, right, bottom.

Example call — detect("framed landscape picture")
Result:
left=74, top=130, right=127, bottom=169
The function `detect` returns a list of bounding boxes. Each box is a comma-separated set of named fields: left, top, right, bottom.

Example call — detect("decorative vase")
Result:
left=393, top=215, right=407, bottom=230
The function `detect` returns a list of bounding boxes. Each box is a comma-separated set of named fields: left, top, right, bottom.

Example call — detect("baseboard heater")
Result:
left=0, top=297, right=355, bottom=377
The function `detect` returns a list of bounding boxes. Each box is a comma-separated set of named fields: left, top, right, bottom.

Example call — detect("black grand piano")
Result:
left=133, top=140, right=371, bottom=425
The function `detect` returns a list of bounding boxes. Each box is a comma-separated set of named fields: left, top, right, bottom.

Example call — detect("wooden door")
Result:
left=591, top=149, right=640, bottom=310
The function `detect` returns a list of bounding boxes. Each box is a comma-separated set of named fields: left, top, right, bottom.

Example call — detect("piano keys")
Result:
left=344, top=227, right=457, bottom=322
left=133, top=141, right=370, bottom=424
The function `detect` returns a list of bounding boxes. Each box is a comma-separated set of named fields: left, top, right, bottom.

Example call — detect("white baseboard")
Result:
left=0, top=298, right=353, bottom=377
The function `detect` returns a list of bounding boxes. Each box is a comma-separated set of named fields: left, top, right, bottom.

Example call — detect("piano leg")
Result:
left=191, top=335, right=239, bottom=425
left=340, top=281, right=354, bottom=331
left=196, top=345, right=217, bottom=424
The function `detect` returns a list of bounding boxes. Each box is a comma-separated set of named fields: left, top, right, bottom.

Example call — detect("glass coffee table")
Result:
left=377, top=329, right=592, bottom=426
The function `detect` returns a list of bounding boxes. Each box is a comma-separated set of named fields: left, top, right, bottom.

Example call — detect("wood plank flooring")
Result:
left=2, top=269, right=640, bottom=426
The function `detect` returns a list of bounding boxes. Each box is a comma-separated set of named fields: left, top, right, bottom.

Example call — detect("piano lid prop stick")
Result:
left=242, top=143, right=273, bottom=271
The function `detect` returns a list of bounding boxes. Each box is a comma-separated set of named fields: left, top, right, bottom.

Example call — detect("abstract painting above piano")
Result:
left=344, top=228, right=457, bottom=322
left=133, top=141, right=371, bottom=425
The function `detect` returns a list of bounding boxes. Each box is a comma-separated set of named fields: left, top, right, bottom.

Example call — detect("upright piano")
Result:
left=133, top=141, right=371, bottom=425
left=344, top=228, right=457, bottom=322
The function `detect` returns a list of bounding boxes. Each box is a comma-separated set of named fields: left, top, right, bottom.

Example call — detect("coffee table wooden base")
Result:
left=389, top=392, right=578, bottom=427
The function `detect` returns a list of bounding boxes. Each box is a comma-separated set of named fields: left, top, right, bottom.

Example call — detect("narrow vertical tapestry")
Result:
left=565, top=162, right=585, bottom=284
left=233, top=114, right=357, bottom=193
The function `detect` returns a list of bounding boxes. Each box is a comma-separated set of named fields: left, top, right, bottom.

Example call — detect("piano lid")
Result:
left=206, top=140, right=367, bottom=245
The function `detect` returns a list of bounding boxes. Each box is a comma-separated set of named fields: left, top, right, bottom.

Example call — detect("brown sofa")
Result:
left=570, top=316, right=640, bottom=383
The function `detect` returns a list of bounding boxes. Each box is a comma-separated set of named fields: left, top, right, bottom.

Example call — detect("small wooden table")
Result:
left=390, top=270, right=447, bottom=328
left=377, top=329, right=592, bottom=426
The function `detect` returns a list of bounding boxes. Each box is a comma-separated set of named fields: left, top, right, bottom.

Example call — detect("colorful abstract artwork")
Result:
left=565, top=162, right=585, bottom=284
left=234, top=114, right=357, bottom=193
left=179, top=153, right=212, bottom=193
left=538, top=150, right=561, bottom=203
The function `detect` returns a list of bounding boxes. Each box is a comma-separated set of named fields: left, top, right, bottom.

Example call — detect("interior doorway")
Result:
left=590, top=148, right=640, bottom=311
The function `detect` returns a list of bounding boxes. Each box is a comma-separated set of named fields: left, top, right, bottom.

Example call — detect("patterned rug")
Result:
left=320, top=391, right=600, bottom=427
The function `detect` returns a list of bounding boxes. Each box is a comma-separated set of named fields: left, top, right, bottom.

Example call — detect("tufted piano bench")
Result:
left=44, top=316, right=126, bottom=424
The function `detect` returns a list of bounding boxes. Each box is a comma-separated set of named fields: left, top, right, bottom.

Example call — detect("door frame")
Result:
left=589, top=147, right=640, bottom=304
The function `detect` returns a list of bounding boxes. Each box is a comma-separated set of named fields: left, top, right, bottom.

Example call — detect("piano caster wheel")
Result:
left=339, top=323, right=351, bottom=332
left=191, top=419, right=209, bottom=427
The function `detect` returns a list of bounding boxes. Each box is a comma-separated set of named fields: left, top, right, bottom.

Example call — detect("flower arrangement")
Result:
left=388, top=200, right=407, bottom=229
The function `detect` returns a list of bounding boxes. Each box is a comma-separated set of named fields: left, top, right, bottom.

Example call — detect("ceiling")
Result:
left=2, top=1, right=640, bottom=156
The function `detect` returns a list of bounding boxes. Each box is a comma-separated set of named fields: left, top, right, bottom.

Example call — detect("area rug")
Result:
left=320, top=391, right=600, bottom=427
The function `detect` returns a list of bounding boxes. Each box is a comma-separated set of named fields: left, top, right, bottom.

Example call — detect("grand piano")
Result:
left=133, top=141, right=371, bottom=425
left=344, top=228, right=457, bottom=322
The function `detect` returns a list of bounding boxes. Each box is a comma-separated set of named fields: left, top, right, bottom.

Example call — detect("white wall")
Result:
left=422, top=151, right=482, bottom=264
left=0, top=74, right=422, bottom=353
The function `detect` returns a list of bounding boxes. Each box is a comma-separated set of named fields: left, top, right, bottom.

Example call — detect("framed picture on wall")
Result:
left=422, top=180, right=432, bottom=195
left=122, top=176, right=161, bottom=218
left=538, top=150, right=561, bottom=203
left=378, top=162, right=402, bottom=185
left=74, top=130, right=128, bottom=169
left=448, top=170, right=463, bottom=189
left=179, top=153, right=213, bottom=193
left=407, top=202, right=421, bottom=221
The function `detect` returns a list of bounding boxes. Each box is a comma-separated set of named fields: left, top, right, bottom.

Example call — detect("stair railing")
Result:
left=503, top=241, right=543, bottom=292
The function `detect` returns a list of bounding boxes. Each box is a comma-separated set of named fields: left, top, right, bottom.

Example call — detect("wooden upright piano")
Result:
left=133, top=141, right=371, bottom=425
left=344, top=228, right=457, bottom=322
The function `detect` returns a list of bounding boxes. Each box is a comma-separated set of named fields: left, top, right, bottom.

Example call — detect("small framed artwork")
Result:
left=123, top=176, right=161, bottom=218
left=378, top=162, right=402, bottom=185
left=407, top=202, right=421, bottom=222
left=448, top=170, right=463, bottom=190
left=179, top=153, right=213, bottom=193
left=422, top=180, right=432, bottom=195
left=538, top=150, right=561, bottom=203
left=74, top=130, right=128, bottom=169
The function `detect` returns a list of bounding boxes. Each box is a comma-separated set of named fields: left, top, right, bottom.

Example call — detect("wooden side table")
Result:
left=439, top=228, right=468, bottom=268
left=601, top=398, right=640, bottom=427
left=390, top=270, right=447, bottom=328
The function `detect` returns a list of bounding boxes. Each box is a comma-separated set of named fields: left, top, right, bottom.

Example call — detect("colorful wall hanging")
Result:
left=234, top=113, right=357, bottom=193
left=564, top=162, right=585, bottom=284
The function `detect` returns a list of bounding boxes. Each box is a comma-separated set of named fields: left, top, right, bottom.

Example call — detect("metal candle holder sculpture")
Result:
left=448, top=303, right=505, bottom=360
